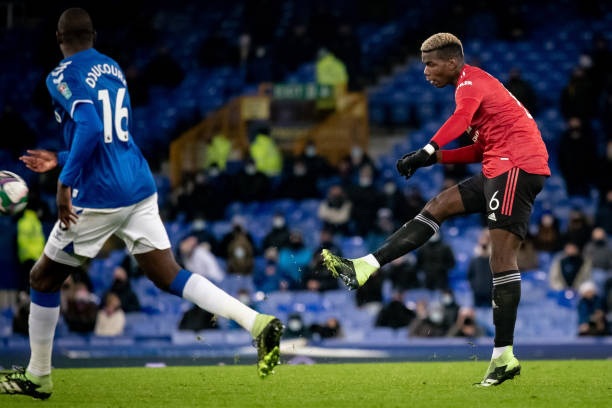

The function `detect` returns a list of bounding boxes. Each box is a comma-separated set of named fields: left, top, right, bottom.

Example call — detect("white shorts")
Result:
left=44, top=193, right=171, bottom=267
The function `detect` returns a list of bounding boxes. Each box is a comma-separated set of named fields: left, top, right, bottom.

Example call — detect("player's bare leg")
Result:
left=478, top=229, right=522, bottom=386
left=323, top=185, right=466, bottom=288
left=135, top=248, right=283, bottom=378
left=0, top=255, right=73, bottom=399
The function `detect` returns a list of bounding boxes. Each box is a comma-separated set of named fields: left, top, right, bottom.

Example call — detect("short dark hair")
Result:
left=57, top=8, right=95, bottom=46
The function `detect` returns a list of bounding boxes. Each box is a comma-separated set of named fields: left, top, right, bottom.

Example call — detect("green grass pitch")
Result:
left=2, top=360, right=610, bottom=407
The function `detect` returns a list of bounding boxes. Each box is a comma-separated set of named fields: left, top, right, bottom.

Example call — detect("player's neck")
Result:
left=451, top=62, right=466, bottom=86
left=60, top=44, right=92, bottom=59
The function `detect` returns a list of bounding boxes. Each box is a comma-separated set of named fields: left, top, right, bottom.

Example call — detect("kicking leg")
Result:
left=135, top=248, right=283, bottom=377
left=322, top=185, right=466, bottom=289
left=1, top=255, right=73, bottom=399
left=479, top=228, right=522, bottom=386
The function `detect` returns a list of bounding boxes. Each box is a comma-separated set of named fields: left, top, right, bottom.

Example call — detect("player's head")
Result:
left=56, top=8, right=95, bottom=50
left=420, top=33, right=464, bottom=88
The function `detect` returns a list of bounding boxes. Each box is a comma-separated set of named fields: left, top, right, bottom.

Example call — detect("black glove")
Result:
left=396, top=144, right=438, bottom=179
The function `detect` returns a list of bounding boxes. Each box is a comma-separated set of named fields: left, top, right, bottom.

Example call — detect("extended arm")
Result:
left=397, top=94, right=482, bottom=179
left=438, top=142, right=484, bottom=164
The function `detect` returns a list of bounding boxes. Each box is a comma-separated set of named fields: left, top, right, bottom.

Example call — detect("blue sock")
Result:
left=30, top=289, right=60, bottom=308
left=168, top=269, right=193, bottom=297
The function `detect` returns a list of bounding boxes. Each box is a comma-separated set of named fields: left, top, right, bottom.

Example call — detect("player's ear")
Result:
left=92, top=30, right=97, bottom=44
left=56, top=30, right=63, bottom=45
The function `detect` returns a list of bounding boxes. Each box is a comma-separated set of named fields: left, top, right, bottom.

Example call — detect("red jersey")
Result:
left=432, top=64, right=550, bottom=178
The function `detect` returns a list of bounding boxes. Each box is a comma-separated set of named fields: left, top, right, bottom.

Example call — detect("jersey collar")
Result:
left=61, top=47, right=96, bottom=63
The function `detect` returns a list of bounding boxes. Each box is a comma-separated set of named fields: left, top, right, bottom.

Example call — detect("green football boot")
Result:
left=321, top=249, right=378, bottom=290
left=478, top=346, right=521, bottom=387
left=251, top=314, right=284, bottom=378
left=0, top=367, right=52, bottom=400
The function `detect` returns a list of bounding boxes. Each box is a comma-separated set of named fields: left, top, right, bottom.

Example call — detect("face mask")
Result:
left=234, top=247, right=246, bottom=259
left=351, top=146, right=363, bottom=161
left=594, top=239, right=606, bottom=247
left=384, top=183, right=396, bottom=195
left=273, top=217, right=285, bottom=228
left=208, top=168, right=220, bottom=177
left=430, top=310, right=443, bottom=324
left=245, top=165, right=256, bottom=175
left=294, top=165, right=307, bottom=176
left=441, top=294, right=453, bottom=305
left=305, top=146, right=316, bottom=157
left=358, top=177, right=372, bottom=187
left=288, top=319, right=303, bottom=331
left=238, top=295, right=250, bottom=304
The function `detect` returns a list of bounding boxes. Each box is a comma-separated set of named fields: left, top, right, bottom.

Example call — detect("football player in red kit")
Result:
left=322, top=33, right=550, bottom=386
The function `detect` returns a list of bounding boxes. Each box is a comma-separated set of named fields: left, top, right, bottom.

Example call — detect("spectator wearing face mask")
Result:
left=366, top=208, right=396, bottom=253
left=221, top=216, right=255, bottom=275
left=549, top=242, right=592, bottom=291
left=309, top=317, right=342, bottom=340
left=232, top=158, right=271, bottom=202
left=254, top=248, right=287, bottom=293
left=347, top=164, right=383, bottom=236
left=447, top=307, right=486, bottom=338
left=179, top=235, right=225, bottom=284
left=577, top=281, right=608, bottom=336
left=409, top=301, right=447, bottom=337
left=375, top=291, right=415, bottom=329
left=596, top=189, right=612, bottom=235
left=299, top=140, right=332, bottom=179
left=263, top=213, right=291, bottom=251
left=563, top=209, right=593, bottom=250
left=380, top=179, right=410, bottom=225
left=583, top=227, right=612, bottom=270
left=417, top=231, right=455, bottom=290
left=440, top=289, right=460, bottom=330
left=105, top=267, right=141, bottom=313
left=346, top=144, right=375, bottom=178
left=318, top=185, right=352, bottom=234
left=558, top=117, right=597, bottom=196
left=534, top=213, right=562, bottom=252
left=63, top=282, right=99, bottom=334
left=94, top=292, right=126, bottom=337
left=278, top=158, right=319, bottom=199
left=284, top=313, right=310, bottom=339
left=278, top=230, right=313, bottom=289
left=468, top=230, right=494, bottom=307
left=302, top=229, right=342, bottom=292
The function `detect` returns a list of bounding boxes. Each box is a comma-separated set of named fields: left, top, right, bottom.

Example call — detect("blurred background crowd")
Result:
left=1, top=0, right=612, bottom=348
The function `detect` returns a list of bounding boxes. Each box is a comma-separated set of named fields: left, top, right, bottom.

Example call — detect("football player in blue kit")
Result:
left=0, top=8, right=282, bottom=399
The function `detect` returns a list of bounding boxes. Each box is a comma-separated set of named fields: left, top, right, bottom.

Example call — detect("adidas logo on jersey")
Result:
left=488, top=213, right=497, bottom=221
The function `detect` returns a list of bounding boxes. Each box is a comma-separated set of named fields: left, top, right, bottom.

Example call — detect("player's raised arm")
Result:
left=397, top=32, right=483, bottom=179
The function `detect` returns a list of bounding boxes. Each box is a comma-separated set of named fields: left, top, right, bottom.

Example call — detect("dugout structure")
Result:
left=169, top=85, right=369, bottom=187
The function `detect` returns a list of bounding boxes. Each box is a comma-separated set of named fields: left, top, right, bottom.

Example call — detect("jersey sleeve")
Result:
left=430, top=78, right=484, bottom=148
left=440, top=142, right=484, bottom=164
left=59, top=103, right=103, bottom=187
left=46, top=67, right=93, bottom=119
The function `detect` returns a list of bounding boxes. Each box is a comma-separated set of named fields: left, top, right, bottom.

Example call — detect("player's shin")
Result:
left=492, top=270, right=521, bottom=352
left=373, top=210, right=440, bottom=266
left=168, top=269, right=258, bottom=335
left=27, top=290, right=60, bottom=378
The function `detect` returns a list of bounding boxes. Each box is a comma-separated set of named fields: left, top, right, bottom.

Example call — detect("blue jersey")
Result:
left=46, top=48, right=156, bottom=208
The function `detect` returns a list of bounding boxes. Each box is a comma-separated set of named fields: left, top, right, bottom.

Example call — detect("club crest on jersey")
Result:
left=57, top=82, right=72, bottom=99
